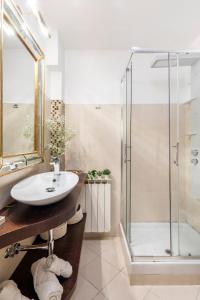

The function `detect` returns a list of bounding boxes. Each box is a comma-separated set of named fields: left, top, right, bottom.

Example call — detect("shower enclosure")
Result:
left=121, top=48, right=200, bottom=263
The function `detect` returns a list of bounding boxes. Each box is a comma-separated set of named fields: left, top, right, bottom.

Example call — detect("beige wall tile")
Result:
left=65, top=104, right=121, bottom=235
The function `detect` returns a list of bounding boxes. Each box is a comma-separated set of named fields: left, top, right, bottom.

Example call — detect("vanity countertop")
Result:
left=0, top=172, right=86, bottom=249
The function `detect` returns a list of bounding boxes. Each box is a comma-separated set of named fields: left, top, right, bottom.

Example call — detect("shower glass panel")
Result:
left=121, top=65, right=133, bottom=247
left=171, top=52, right=200, bottom=257
left=130, top=53, right=171, bottom=257
left=169, top=53, right=180, bottom=256
left=126, top=65, right=132, bottom=245
left=121, top=75, right=127, bottom=233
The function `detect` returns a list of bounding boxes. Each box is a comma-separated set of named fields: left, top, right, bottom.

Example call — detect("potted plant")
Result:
left=97, top=170, right=103, bottom=180
left=87, top=171, right=93, bottom=181
left=87, top=170, right=98, bottom=181
left=102, top=169, right=111, bottom=180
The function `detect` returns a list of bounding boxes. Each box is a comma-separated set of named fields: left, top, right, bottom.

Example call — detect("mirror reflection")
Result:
left=3, top=19, right=35, bottom=156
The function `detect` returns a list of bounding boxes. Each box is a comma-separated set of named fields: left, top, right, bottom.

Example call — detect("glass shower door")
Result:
left=169, top=52, right=180, bottom=256
left=131, top=52, right=171, bottom=257
left=121, top=64, right=132, bottom=248
left=170, top=52, right=200, bottom=257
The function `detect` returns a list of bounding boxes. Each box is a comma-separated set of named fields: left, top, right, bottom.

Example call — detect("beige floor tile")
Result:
left=121, top=266, right=129, bottom=276
left=93, top=292, right=109, bottom=300
left=151, top=285, right=199, bottom=300
left=70, top=275, right=99, bottom=300
left=80, top=257, right=119, bottom=290
left=80, top=243, right=98, bottom=268
left=144, top=291, right=161, bottom=300
left=102, top=242, right=126, bottom=270
left=84, top=238, right=121, bottom=255
left=102, top=272, right=151, bottom=300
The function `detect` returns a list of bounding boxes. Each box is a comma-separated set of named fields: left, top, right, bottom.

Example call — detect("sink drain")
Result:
left=46, top=187, right=55, bottom=192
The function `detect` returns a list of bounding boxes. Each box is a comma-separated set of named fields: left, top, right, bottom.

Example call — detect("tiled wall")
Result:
left=50, top=100, right=65, bottom=119
left=65, top=104, right=121, bottom=235
left=49, top=99, right=65, bottom=169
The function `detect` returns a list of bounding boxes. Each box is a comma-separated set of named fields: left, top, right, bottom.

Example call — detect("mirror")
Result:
left=0, top=0, right=45, bottom=175
left=3, top=19, right=35, bottom=155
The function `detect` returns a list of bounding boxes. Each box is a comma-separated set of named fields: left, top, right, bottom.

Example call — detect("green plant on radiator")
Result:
left=87, top=169, right=111, bottom=180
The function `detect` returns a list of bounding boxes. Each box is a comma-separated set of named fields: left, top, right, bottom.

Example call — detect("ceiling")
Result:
left=37, top=0, right=200, bottom=50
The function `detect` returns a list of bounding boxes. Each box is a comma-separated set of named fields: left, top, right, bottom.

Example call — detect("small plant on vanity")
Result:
left=46, top=116, right=76, bottom=169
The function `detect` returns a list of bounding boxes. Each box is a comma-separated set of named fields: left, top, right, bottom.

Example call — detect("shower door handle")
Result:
left=172, top=142, right=179, bottom=166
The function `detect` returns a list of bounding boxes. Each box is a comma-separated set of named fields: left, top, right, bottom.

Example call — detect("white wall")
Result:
left=65, top=50, right=129, bottom=104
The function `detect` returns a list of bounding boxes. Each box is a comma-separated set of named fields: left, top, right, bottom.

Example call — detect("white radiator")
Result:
left=78, top=181, right=111, bottom=233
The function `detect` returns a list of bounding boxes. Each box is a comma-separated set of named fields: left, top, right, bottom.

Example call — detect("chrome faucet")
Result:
left=50, top=158, right=60, bottom=176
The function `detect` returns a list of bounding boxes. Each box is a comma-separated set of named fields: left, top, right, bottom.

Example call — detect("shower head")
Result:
left=151, top=53, right=200, bottom=68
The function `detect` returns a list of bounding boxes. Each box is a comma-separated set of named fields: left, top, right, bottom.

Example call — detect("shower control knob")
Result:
left=191, top=158, right=198, bottom=165
left=191, top=149, right=199, bottom=156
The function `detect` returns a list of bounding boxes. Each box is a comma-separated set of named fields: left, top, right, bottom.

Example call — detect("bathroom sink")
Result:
left=11, top=171, right=79, bottom=206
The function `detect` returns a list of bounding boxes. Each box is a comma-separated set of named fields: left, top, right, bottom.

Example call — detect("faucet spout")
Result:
left=50, top=158, right=60, bottom=176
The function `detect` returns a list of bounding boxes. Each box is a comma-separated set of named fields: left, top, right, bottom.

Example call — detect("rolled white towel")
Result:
left=31, top=258, right=63, bottom=300
left=0, top=280, right=30, bottom=300
left=46, top=255, right=73, bottom=278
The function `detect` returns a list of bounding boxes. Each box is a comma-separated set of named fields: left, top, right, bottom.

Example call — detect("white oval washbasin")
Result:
left=11, top=171, right=79, bottom=206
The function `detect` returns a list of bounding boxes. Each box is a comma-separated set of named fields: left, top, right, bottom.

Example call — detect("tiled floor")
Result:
left=71, top=237, right=200, bottom=300
left=130, top=223, right=200, bottom=256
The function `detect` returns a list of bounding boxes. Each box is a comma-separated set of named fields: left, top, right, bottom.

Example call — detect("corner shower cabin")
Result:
left=121, top=48, right=200, bottom=284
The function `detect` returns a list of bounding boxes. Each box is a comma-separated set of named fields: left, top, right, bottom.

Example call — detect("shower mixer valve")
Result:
left=191, top=158, right=198, bottom=166
left=191, top=149, right=199, bottom=156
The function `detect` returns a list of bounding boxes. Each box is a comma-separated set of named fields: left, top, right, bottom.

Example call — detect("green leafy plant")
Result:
left=97, top=171, right=103, bottom=177
left=103, top=169, right=111, bottom=176
left=87, top=169, right=111, bottom=180
left=91, top=170, right=97, bottom=177
left=87, top=170, right=98, bottom=180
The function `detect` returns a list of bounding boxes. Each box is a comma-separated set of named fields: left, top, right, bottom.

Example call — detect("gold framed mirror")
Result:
left=0, top=0, right=45, bottom=175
